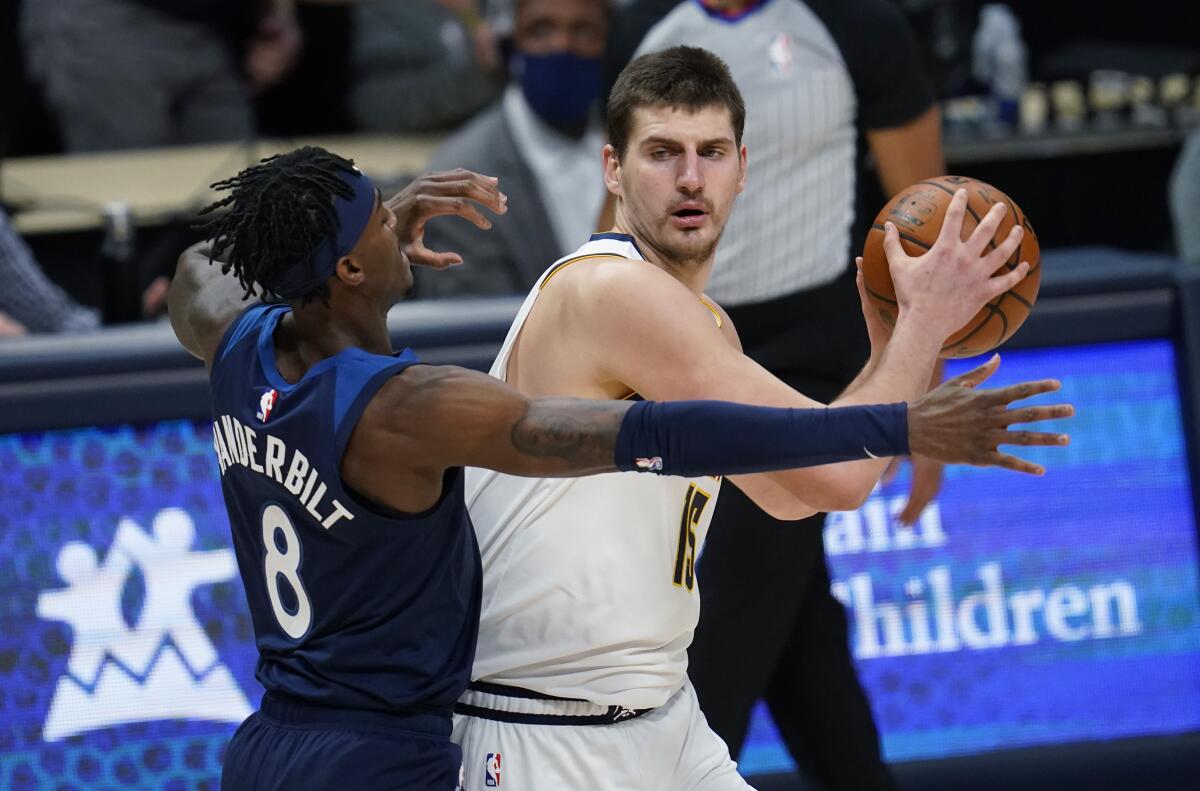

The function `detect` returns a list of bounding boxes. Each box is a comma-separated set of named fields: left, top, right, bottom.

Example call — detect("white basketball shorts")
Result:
left=452, top=680, right=754, bottom=790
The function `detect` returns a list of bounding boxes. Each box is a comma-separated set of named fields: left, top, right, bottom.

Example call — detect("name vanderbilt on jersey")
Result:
left=211, top=413, right=354, bottom=530
left=466, top=234, right=722, bottom=711
left=209, top=303, right=481, bottom=712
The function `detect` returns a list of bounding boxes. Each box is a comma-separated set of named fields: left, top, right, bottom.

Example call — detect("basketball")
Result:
left=860, top=175, right=1041, bottom=359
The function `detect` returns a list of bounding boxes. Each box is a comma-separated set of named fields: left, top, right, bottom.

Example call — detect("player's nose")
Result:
left=676, top=151, right=704, bottom=192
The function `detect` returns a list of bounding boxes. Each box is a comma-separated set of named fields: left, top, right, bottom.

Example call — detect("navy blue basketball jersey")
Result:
left=208, top=303, right=482, bottom=712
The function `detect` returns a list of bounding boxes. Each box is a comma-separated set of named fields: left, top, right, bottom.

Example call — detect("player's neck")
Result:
left=278, top=301, right=392, bottom=377
left=608, top=222, right=714, bottom=297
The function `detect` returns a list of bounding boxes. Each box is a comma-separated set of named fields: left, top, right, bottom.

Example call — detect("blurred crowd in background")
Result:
left=0, top=0, right=1198, bottom=340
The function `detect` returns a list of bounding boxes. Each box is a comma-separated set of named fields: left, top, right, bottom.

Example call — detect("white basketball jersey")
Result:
left=465, top=234, right=722, bottom=710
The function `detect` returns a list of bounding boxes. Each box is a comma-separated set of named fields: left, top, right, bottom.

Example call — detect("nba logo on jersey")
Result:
left=484, top=753, right=502, bottom=787
left=257, top=388, right=279, bottom=423
left=768, top=32, right=794, bottom=75
left=35, top=508, right=251, bottom=741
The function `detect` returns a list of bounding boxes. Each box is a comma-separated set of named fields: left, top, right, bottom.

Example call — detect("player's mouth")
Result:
left=669, top=202, right=709, bottom=229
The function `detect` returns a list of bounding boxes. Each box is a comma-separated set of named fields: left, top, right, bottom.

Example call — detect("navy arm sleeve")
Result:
left=615, top=399, right=908, bottom=477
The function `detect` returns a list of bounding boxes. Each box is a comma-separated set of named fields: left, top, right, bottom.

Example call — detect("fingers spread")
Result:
left=424, top=168, right=498, bottom=185
left=896, top=461, right=943, bottom=525
left=995, top=429, right=1070, bottom=446
left=985, top=378, right=1061, bottom=406
left=981, top=224, right=1024, bottom=272
left=936, top=189, right=969, bottom=245
left=415, top=195, right=492, bottom=229
left=416, top=180, right=506, bottom=216
left=983, top=450, right=1046, bottom=475
left=1004, top=403, right=1075, bottom=425
left=881, top=222, right=907, bottom=265
left=965, top=201, right=1008, bottom=256
left=406, top=240, right=464, bottom=270
left=983, top=261, right=1029, bottom=300
left=947, top=353, right=1000, bottom=388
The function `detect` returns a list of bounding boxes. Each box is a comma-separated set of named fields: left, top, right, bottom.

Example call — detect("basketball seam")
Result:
left=945, top=303, right=1003, bottom=353
left=862, top=278, right=897, bottom=306
left=1005, top=288, right=1034, bottom=310
left=869, top=223, right=930, bottom=251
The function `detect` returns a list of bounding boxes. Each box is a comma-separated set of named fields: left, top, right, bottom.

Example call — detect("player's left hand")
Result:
left=883, top=453, right=944, bottom=525
left=386, top=169, right=508, bottom=269
left=855, top=256, right=890, bottom=358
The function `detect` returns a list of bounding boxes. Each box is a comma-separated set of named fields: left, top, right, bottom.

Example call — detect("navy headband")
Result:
left=272, top=167, right=377, bottom=298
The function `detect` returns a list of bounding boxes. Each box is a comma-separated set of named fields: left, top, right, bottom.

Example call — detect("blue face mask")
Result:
left=513, top=51, right=602, bottom=129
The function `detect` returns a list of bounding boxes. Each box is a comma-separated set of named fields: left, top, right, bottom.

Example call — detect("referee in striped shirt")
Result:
left=602, top=1, right=945, bottom=788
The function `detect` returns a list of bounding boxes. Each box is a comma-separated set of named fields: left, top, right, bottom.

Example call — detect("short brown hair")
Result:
left=606, top=46, right=746, bottom=158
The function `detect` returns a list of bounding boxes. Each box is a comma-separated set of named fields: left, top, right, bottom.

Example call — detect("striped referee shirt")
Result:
left=609, top=0, right=934, bottom=306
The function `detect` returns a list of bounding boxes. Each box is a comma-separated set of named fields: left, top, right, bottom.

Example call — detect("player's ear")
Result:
left=603, top=143, right=623, bottom=196
left=736, top=143, right=748, bottom=195
left=335, top=255, right=366, bottom=286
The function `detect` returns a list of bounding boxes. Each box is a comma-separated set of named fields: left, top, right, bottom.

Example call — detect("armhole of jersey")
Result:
left=214, top=303, right=272, bottom=366
left=332, top=359, right=465, bottom=522
left=332, top=358, right=421, bottom=462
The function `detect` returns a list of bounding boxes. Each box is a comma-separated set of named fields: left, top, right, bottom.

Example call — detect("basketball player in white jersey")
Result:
left=453, top=46, right=1057, bottom=790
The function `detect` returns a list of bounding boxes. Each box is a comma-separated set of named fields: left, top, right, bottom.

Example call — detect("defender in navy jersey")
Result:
left=168, top=147, right=1068, bottom=790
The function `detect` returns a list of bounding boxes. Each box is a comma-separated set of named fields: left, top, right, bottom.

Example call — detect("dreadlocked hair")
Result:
left=196, top=146, right=358, bottom=303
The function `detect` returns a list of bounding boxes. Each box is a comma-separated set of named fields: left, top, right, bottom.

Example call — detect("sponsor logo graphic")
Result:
left=36, top=508, right=251, bottom=741
left=485, top=752, right=502, bottom=787
left=635, top=456, right=663, bottom=472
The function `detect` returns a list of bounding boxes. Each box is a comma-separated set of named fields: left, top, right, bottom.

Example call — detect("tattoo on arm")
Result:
left=510, top=398, right=631, bottom=475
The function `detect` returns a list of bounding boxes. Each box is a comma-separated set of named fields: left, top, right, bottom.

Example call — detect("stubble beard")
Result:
left=634, top=216, right=724, bottom=272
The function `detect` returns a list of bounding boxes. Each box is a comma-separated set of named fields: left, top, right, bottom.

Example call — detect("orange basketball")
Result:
left=860, top=175, right=1041, bottom=359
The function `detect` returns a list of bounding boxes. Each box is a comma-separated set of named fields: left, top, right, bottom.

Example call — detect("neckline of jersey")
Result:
left=588, top=232, right=647, bottom=260
left=257, top=305, right=355, bottom=392
left=692, top=0, right=773, bottom=23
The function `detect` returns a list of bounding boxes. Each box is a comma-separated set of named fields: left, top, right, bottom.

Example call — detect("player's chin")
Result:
left=393, top=265, right=414, bottom=300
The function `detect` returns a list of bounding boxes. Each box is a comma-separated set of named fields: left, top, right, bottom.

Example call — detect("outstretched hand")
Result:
left=907, top=355, right=1073, bottom=475
left=385, top=168, right=508, bottom=270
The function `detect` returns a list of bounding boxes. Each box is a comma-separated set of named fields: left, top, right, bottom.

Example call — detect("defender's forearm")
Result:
left=507, top=397, right=909, bottom=481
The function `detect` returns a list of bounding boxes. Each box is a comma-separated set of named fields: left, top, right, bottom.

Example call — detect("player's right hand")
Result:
left=385, top=168, right=508, bottom=270
left=884, top=188, right=1029, bottom=338
left=906, top=354, right=1073, bottom=475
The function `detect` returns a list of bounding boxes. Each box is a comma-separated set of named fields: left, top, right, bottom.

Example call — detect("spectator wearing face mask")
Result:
left=415, top=0, right=610, bottom=298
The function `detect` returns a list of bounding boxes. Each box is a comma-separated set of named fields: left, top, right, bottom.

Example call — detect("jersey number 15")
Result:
left=673, top=483, right=712, bottom=592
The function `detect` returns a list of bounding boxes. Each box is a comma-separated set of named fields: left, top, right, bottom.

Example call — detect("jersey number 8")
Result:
left=262, top=504, right=312, bottom=639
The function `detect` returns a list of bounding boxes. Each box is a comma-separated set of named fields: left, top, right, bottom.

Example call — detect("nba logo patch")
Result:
left=256, top=388, right=279, bottom=423
left=484, top=753, right=501, bottom=787
left=768, top=32, right=794, bottom=75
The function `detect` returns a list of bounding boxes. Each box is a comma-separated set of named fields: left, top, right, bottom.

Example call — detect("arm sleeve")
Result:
left=615, top=399, right=908, bottom=477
